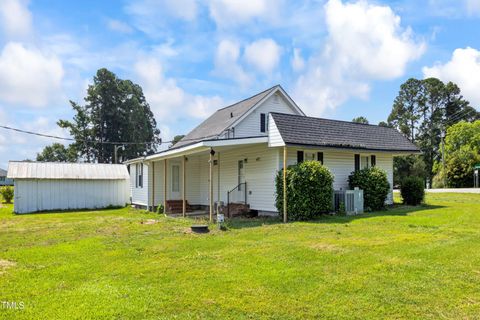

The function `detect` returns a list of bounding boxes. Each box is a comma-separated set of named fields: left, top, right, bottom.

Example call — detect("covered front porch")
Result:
left=146, top=138, right=278, bottom=221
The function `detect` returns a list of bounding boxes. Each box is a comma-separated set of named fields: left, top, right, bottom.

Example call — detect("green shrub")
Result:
left=348, top=167, right=390, bottom=211
left=0, top=186, right=14, bottom=203
left=275, top=161, right=334, bottom=221
left=400, top=177, right=425, bottom=205
left=156, top=204, right=164, bottom=214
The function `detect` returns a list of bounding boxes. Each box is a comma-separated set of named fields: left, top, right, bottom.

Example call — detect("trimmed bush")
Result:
left=0, top=186, right=14, bottom=204
left=275, top=161, right=334, bottom=221
left=156, top=204, right=164, bottom=214
left=348, top=167, right=390, bottom=211
left=400, top=177, right=425, bottom=205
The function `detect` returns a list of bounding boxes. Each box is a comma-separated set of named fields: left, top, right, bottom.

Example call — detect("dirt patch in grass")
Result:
left=0, top=259, right=16, bottom=274
left=309, top=242, right=346, bottom=253
left=140, top=219, right=158, bottom=225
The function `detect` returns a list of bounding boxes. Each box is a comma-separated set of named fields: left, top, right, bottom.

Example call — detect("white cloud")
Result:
left=0, top=42, right=64, bottom=108
left=0, top=0, right=32, bottom=38
left=208, top=0, right=280, bottom=27
left=134, top=57, right=223, bottom=121
left=107, top=19, right=133, bottom=34
left=293, top=0, right=425, bottom=116
left=244, top=38, right=281, bottom=74
left=466, top=0, right=480, bottom=15
left=213, top=39, right=251, bottom=86
left=291, top=48, right=305, bottom=72
left=423, top=47, right=480, bottom=107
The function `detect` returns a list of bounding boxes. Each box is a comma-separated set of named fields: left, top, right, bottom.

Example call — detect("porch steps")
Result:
left=226, top=203, right=250, bottom=217
left=166, top=200, right=193, bottom=214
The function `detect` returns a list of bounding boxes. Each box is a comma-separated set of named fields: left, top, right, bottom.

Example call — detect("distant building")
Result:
left=0, top=168, right=13, bottom=186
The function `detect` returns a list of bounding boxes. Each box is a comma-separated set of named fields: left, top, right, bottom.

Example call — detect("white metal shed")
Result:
left=7, top=161, right=130, bottom=214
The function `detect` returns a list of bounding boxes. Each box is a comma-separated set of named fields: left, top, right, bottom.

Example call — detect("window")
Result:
left=136, top=163, right=143, bottom=188
left=260, top=113, right=266, bottom=133
left=362, top=156, right=369, bottom=169
left=297, top=151, right=304, bottom=163
left=371, top=155, right=376, bottom=167
left=354, top=154, right=360, bottom=172
left=304, top=151, right=316, bottom=161
left=317, top=152, right=324, bottom=165
left=0, top=177, right=5, bottom=182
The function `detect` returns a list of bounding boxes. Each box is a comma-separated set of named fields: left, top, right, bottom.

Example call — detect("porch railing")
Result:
left=227, top=182, right=247, bottom=217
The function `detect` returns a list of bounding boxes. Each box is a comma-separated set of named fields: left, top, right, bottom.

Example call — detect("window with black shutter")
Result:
left=371, top=155, right=376, bottom=167
left=354, top=154, right=360, bottom=172
left=260, top=113, right=266, bottom=133
left=297, top=151, right=304, bottom=163
left=317, top=152, right=324, bottom=164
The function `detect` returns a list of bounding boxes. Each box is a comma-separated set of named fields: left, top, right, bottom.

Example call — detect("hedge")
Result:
left=348, top=167, right=390, bottom=211
left=400, top=176, right=425, bottom=205
left=275, top=161, right=334, bottom=221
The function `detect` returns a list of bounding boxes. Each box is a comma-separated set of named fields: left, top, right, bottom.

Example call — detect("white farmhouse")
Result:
left=126, top=85, right=419, bottom=217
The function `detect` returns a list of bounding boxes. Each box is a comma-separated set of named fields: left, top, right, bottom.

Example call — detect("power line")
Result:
left=0, top=124, right=214, bottom=145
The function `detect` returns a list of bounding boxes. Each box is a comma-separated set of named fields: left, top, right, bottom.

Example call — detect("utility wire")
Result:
left=0, top=125, right=215, bottom=145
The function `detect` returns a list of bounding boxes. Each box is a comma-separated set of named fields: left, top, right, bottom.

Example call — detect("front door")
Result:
left=171, top=163, right=181, bottom=200
left=237, top=160, right=245, bottom=203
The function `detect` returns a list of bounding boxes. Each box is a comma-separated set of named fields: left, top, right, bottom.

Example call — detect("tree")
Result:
left=169, top=135, right=185, bottom=148
left=378, top=121, right=391, bottom=127
left=387, top=77, right=477, bottom=186
left=36, top=143, right=78, bottom=162
left=59, top=68, right=161, bottom=163
left=442, top=120, right=480, bottom=187
left=352, top=116, right=369, bottom=124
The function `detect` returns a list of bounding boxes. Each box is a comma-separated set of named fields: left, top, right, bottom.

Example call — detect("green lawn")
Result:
left=1, top=194, right=480, bottom=319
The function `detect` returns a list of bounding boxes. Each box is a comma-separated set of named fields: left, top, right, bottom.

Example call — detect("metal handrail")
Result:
left=227, top=182, right=247, bottom=217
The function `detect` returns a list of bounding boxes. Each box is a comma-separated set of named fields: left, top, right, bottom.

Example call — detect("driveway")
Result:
left=394, top=188, right=480, bottom=194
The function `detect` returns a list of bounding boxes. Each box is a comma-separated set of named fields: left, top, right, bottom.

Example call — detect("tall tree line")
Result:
left=37, top=68, right=161, bottom=163
left=387, top=77, right=479, bottom=186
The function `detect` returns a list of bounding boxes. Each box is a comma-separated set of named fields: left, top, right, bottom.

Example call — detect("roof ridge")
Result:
left=216, top=84, right=280, bottom=111
left=270, top=112, right=391, bottom=129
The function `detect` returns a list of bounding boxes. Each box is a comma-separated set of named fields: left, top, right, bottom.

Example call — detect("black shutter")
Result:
left=354, top=154, right=360, bottom=172
left=317, top=152, right=324, bottom=164
left=297, top=151, right=304, bottom=163
left=260, top=113, right=266, bottom=133
left=371, top=155, right=376, bottom=167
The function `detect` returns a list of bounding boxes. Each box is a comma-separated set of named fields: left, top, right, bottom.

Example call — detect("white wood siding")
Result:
left=279, top=147, right=394, bottom=204
left=234, top=93, right=299, bottom=138
left=130, top=162, right=149, bottom=206
left=268, top=113, right=284, bottom=147
left=14, top=179, right=129, bottom=214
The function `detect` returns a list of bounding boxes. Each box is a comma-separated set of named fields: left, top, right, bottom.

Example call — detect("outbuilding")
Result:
left=7, top=161, right=130, bottom=214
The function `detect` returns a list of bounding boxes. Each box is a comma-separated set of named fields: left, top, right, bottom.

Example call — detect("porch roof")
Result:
left=125, top=136, right=268, bottom=164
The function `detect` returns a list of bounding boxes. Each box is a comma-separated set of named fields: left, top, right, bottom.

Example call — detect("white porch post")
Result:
left=209, top=149, right=214, bottom=223
left=164, top=159, right=167, bottom=213
left=283, top=146, right=287, bottom=223
left=182, top=156, right=186, bottom=217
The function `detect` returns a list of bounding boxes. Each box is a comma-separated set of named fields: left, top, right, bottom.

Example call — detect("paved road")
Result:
left=394, top=188, right=480, bottom=194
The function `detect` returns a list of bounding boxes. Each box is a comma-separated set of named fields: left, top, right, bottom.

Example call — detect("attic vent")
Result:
left=230, top=112, right=233, bottom=118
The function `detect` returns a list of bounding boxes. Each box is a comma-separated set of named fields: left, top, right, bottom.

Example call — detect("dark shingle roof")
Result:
left=271, top=113, right=419, bottom=152
left=0, top=168, right=6, bottom=176
left=173, top=85, right=278, bottom=148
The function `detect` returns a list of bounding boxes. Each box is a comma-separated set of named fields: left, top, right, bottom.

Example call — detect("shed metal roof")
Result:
left=7, top=161, right=130, bottom=180
left=270, top=113, right=420, bottom=152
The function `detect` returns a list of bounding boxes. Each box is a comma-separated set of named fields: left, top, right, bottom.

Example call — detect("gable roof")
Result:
left=173, top=85, right=300, bottom=149
left=270, top=113, right=420, bottom=152
left=7, top=161, right=130, bottom=180
left=0, top=168, right=6, bottom=176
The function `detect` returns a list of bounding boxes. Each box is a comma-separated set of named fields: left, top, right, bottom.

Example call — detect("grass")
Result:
left=1, top=194, right=480, bottom=319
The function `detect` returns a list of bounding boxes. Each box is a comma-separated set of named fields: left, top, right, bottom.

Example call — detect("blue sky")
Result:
left=0, top=0, right=480, bottom=168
